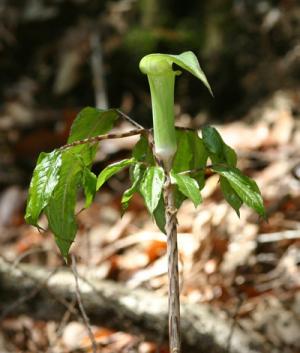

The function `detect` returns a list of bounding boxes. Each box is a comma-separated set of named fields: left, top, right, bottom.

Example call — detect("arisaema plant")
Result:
left=25, top=51, right=265, bottom=353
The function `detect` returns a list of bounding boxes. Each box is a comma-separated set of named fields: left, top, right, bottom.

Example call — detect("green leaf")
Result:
left=140, top=166, right=165, bottom=213
left=172, top=131, right=192, bottom=173
left=167, top=51, right=213, bottom=95
left=202, top=126, right=237, bottom=167
left=223, top=145, right=237, bottom=167
left=67, top=107, right=119, bottom=167
left=97, top=158, right=135, bottom=190
left=187, top=131, right=208, bottom=169
left=213, top=165, right=265, bottom=218
left=187, top=131, right=208, bottom=189
left=132, top=135, right=155, bottom=165
left=220, top=177, right=242, bottom=217
left=170, top=171, right=202, bottom=207
left=82, top=168, right=97, bottom=208
left=68, top=107, right=119, bottom=143
left=25, top=150, right=62, bottom=226
left=121, top=163, right=143, bottom=213
left=153, top=195, right=166, bottom=234
left=46, top=151, right=82, bottom=258
left=202, top=126, right=224, bottom=157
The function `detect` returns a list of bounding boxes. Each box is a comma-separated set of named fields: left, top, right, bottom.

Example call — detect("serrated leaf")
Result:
left=97, top=158, right=135, bottom=190
left=140, top=166, right=165, bottom=213
left=220, top=176, right=242, bottom=217
left=25, top=150, right=62, bottom=226
left=213, top=165, right=266, bottom=218
left=170, top=171, right=202, bottom=207
left=132, top=135, right=155, bottom=165
left=46, top=151, right=82, bottom=258
left=82, top=168, right=97, bottom=208
left=121, top=163, right=143, bottom=213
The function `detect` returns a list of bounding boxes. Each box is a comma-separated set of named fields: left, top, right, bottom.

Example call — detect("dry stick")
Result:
left=71, top=255, right=98, bottom=353
left=163, top=174, right=181, bottom=353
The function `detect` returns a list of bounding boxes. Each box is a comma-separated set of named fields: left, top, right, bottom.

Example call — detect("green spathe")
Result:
left=139, top=51, right=212, bottom=170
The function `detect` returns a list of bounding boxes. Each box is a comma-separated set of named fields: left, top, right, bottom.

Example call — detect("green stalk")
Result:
left=140, top=55, right=178, bottom=170
left=140, top=52, right=212, bottom=353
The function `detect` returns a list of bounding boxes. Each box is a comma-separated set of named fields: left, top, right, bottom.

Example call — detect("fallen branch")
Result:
left=0, top=257, right=266, bottom=353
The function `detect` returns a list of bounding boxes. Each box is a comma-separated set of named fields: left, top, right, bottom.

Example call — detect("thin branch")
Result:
left=59, top=128, right=146, bottom=151
left=116, top=109, right=145, bottom=130
left=71, top=255, right=98, bottom=353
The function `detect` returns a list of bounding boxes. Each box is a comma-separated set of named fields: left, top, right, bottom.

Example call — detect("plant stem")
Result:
left=164, top=173, right=181, bottom=353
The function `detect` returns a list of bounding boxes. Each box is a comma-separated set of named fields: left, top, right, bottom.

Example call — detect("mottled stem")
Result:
left=164, top=174, right=181, bottom=353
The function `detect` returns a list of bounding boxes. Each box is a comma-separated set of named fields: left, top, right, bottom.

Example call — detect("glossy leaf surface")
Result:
left=82, top=168, right=97, bottom=208
left=46, top=151, right=82, bottom=258
left=213, top=165, right=265, bottom=218
left=140, top=166, right=165, bottom=213
left=25, top=150, right=62, bottom=226
left=170, top=171, right=202, bottom=207
left=97, top=158, right=135, bottom=190
left=121, top=163, right=143, bottom=213
left=220, top=176, right=242, bottom=217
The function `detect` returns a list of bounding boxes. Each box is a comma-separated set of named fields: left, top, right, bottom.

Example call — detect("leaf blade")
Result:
left=96, top=158, right=135, bottom=191
left=213, top=165, right=265, bottom=218
left=170, top=171, right=202, bottom=207
left=46, top=151, right=82, bottom=258
left=25, top=150, right=62, bottom=226
left=140, top=166, right=165, bottom=213
left=220, top=176, right=242, bottom=217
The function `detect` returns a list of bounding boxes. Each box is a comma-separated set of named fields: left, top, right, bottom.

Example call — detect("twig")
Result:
left=59, top=128, right=146, bottom=151
left=163, top=174, right=181, bottom=353
left=71, top=255, right=98, bottom=353
left=116, top=109, right=145, bottom=130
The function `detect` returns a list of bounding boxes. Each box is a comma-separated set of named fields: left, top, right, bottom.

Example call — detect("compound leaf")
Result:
left=25, top=150, right=62, bottom=226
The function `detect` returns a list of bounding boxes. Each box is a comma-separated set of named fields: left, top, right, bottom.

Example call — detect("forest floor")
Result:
left=0, top=88, right=300, bottom=353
